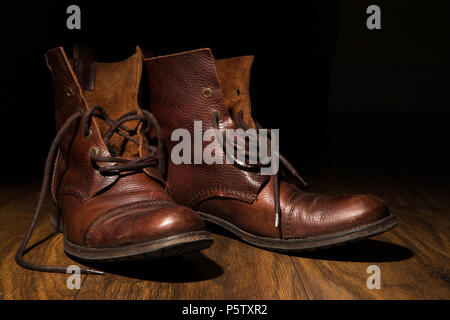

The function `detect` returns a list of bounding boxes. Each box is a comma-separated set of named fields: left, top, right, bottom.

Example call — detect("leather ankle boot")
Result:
left=16, top=46, right=212, bottom=274
left=143, top=48, right=397, bottom=251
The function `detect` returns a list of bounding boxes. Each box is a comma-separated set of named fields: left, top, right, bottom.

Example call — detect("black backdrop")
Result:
left=1, top=0, right=449, bottom=185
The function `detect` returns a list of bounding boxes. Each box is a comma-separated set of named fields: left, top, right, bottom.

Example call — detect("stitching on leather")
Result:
left=184, top=186, right=257, bottom=207
left=54, top=50, right=73, bottom=90
left=58, top=184, right=88, bottom=202
left=50, top=149, right=62, bottom=205
left=52, top=48, right=89, bottom=114
left=55, top=48, right=82, bottom=96
left=83, top=199, right=174, bottom=245
left=285, top=190, right=302, bottom=238
left=53, top=48, right=121, bottom=201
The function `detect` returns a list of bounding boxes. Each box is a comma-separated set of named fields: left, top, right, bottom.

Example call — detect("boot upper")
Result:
left=143, top=48, right=390, bottom=239
left=46, top=47, right=205, bottom=248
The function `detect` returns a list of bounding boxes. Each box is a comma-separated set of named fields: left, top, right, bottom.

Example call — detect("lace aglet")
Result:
left=299, top=175, right=308, bottom=188
left=275, top=212, right=280, bottom=228
left=84, top=269, right=105, bottom=275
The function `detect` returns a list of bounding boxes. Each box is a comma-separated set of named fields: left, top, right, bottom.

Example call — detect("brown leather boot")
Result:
left=143, top=48, right=397, bottom=251
left=15, top=46, right=212, bottom=274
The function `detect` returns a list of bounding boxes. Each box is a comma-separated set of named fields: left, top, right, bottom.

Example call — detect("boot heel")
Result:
left=50, top=198, right=64, bottom=233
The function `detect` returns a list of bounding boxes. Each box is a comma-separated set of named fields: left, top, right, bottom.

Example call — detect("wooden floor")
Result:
left=0, top=167, right=449, bottom=300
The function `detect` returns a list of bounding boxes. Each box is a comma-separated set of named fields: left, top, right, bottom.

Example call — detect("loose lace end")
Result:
left=275, top=212, right=280, bottom=228
left=84, top=269, right=105, bottom=275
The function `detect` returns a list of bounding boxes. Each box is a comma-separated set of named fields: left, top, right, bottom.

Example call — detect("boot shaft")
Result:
left=143, top=49, right=269, bottom=206
left=45, top=46, right=143, bottom=156
left=45, top=47, right=166, bottom=203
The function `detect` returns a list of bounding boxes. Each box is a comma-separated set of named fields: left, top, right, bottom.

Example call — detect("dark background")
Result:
left=1, top=0, right=449, bottom=187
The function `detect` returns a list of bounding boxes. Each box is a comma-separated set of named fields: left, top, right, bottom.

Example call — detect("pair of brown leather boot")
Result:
left=16, top=46, right=397, bottom=274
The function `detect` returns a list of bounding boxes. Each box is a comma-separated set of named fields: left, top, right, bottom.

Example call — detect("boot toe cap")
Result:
left=84, top=204, right=207, bottom=247
left=346, top=194, right=390, bottom=225
left=285, top=193, right=391, bottom=239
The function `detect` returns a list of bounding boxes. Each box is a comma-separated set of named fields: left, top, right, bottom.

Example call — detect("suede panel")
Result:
left=215, top=56, right=256, bottom=128
left=83, top=50, right=143, bottom=157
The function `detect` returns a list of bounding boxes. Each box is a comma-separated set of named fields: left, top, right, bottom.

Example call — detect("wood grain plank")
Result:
left=1, top=168, right=448, bottom=300
left=290, top=169, right=449, bottom=299
left=0, top=181, right=86, bottom=299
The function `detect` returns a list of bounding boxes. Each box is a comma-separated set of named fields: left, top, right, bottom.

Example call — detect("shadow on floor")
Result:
left=205, top=221, right=414, bottom=263
left=23, top=230, right=223, bottom=283
left=290, top=239, right=414, bottom=263
left=71, top=252, right=224, bottom=283
left=23, top=231, right=60, bottom=254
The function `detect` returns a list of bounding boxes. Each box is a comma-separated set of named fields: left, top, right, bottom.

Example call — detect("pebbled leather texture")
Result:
left=143, top=48, right=391, bottom=240
left=46, top=47, right=206, bottom=248
left=46, top=47, right=117, bottom=202
left=144, top=49, right=269, bottom=206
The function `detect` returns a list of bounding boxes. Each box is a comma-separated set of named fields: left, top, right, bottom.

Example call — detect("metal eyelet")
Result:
left=84, top=129, right=92, bottom=139
left=88, top=146, right=101, bottom=176
left=202, top=87, right=213, bottom=98
left=65, top=87, right=74, bottom=97
left=88, top=146, right=99, bottom=157
left=211, top=109, right=220, bottom=118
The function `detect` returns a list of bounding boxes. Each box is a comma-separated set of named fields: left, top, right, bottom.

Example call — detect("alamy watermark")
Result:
left=366, top=265, right=381, bottom=289
left=366, top=5, right=381, bottom=30
left=66, top=265, right=81, bottom=289
left=66, top=5, right=81, bottom=30
left=170, top=121, right=279, bottom=175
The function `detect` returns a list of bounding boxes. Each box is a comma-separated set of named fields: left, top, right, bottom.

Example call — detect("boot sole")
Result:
left=63, top=231, right=213, bottom=262
left=50, top=203, right=213, bottom=261
left=197, top=211, right=398, bottom=252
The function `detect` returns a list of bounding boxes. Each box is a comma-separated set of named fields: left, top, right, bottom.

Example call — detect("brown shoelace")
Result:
left=15, top=106, right=164, bottom=274
left=211, top=110, right=307, bottom=234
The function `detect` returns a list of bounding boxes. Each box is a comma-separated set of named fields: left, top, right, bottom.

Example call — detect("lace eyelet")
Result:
left=88, top=146, right=99, bottom=157
left=84, top=129, right=92, bottom=139
left=65, top=87, right=74, bottom=97
left=85, top=129, right=92, bottom=139
left=88, top=146, right=101, bottom=176
left=203, top=87, right=213, bottom=98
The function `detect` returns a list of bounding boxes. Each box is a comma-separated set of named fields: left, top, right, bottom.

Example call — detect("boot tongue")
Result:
left=81, top=47, right=143, bottom=158
left=215, top=56, right=256, bottom=128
